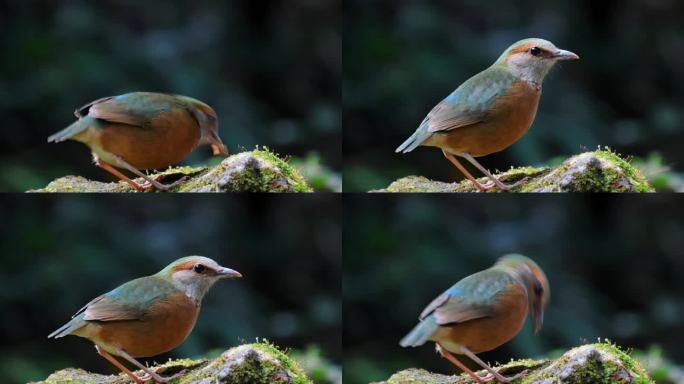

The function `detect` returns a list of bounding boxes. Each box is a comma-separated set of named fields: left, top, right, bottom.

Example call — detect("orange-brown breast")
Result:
left=429, top=81, right=540, bottom=157
left=431, top=284, right=528, bottom=354
left=96, top=108, right=201, bottom=170
left=75, top=292, right=199, bottom=358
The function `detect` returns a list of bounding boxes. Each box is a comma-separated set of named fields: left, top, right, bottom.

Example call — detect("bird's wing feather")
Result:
left=82, top=295, right=147, bottom=321
left=425, top=66, right=518, bottom=133
left=74, top=96, right=114, bottom=118
left=420, top=269, right=517, bottom=326
left=81, top=93, right=179, bottom=128
left=424, top=105, right=486, bottom=133
left=79, top=276, right=178, bottom=322
left=87, top=97, right=153, bottom=127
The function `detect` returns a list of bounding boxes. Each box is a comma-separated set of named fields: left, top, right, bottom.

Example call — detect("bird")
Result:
left=400, top=254, right=549, bottom=383
left=48, top=92, right=229, bottom=192
left=396, top=38, right=579, bottom=192
left=48, top=256, right=242, bottom=384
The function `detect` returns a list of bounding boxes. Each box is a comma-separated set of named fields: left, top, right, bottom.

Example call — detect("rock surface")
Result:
left=377, top=149, right=653, bottom=193
left=32, top=342, right=313, bottom=384
left=30, top=150, right=312, bottom=193
left=375, top=343, right=653, bottom=384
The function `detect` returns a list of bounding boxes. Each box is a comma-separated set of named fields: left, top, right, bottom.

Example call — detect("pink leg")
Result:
left=95, top=159, right=145, bottom=192
left=111, top=155, right=187, bottom=191
left=115, top=347, right=186, bottom=383
left=95, top=345, right=184, bottom=383
left=95, top=345, right=144, bottom=384
left=442, top=150, right=487, bottom=192
left=461, top=154, right=528, bottom=192
left=461, top=346, right=528, bottom=383
left=436, top=344, right=485, bottom=383
left=94, top=155, right=185, bottom=192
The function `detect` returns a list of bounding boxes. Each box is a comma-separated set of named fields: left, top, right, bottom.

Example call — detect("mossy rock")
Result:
left=377, top=149, right=653, bottom=193
left=32, top=342, right=313, bottom=384
left=375, top=342, right=653, bottom=384
left=29, top=149, right=312, bottom=193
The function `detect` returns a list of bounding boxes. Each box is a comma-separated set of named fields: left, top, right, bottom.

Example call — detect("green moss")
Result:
left=251, top=341, right=313, bottom=384
left=35, top=342, right=313, bottom=384
left=30, top=149, right=312, bottom=193
left=252, top=147, right=312, bottom=192
left=378, top=342, right=655, bottom=384
left=594, top=341, right=654, bottom=384
left=594, top=147, right=653, bottom=192
left=204, top=342, right=311, bottom=384
left=379, top=149, right=654, bottom=193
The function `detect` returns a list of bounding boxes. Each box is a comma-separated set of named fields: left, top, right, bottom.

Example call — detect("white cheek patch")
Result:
left=508, top=54, right=554, bottom=84
left=171, top=270, right=220, bottom=303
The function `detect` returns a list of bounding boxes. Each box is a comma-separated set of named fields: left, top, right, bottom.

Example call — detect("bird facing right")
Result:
left=400, top=254, right=549, bottom=383
left=48, top=92, right=229, bottom=192
left=48, top=256, right=242, bottom=384
left=396, top=38, right=579, bottom=192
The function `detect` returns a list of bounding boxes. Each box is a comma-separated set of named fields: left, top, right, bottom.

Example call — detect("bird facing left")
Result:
left=48, top=256, right=242, bottom=384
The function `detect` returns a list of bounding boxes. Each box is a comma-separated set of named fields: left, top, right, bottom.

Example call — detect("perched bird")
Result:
left=396, top=38, right=579, bottom=191
left=48, top=256, right=242, bottom=384
left=48, top=92, right=229, bottom=192
left=400, top=254, right=549, bottom=383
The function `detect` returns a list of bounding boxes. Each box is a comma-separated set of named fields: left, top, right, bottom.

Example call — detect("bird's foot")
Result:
left=138, top=174, right=188, bottom=192
left=479, top=176, right=530, bottom=192
left=136, top=367, right=186, bottom=383
left=476, top=368, right=528, bottom=383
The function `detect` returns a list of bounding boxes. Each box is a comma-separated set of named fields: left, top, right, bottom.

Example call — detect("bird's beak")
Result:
left=216, top=267, right=242, bottom=279
left=553, top=49, right=579, bottom=60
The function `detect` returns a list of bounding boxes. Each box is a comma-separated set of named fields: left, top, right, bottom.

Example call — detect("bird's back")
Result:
left=396, top=66, right=519, bottom=153
left=50, top=275, right=200, bottom=357
left=48, top=92, right=204, bottom=169
left=401, top=267, right=526, bottom=351
left=432, top=276, right=528, bottom=354
left=48, top=275, right=180, bottom=338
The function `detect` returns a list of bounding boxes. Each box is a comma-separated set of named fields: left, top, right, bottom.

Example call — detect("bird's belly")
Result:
left=431, top=290, right=528, bottom=354
left=435, top=82, right=540, bottom=157
left=78, top=294, right=199, bottom=358
left=93, top=113, right=201, bottom=170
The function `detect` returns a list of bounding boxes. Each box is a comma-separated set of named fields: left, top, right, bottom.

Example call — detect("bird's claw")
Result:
left=479, top=176, right=530, bottom=192
left=138, top=175, right=188, bottom=192
left=136, top=368, right=186, bottom=383
left=476, top=368, right=528, bottom=383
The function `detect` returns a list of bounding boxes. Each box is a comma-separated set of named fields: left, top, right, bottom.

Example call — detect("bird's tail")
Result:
left=399, top=316, right=438, bottom=347
left=395, top=126, right=430, bottom=153
left=47, top=317, right=85, bottom=339
left=47, top=119, right=88, bottom=143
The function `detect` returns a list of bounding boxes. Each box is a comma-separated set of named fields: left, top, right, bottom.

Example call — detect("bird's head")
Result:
left=494, top=38, right=579, bottom=85
left=496, top=254, right=549, bottom=334
left=177, top=96, right=229, bottom=156
left=157, top=256, right=242, bottom=303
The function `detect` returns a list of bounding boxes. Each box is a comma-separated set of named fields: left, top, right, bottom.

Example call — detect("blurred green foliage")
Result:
left=0, top=195, right=340, bottom=384
left=635, top=346, right=684, bottom=384
left=291, top=152, right=343, bottom=192
left=0, top=0, right=341, bottom=192
left=343, top=0, right=684, bottom=191
left=343, top=195, right=684, bottom=384
left=291, top=345, right=342, bottom=384
left=633, top=152, right=684, bottom=192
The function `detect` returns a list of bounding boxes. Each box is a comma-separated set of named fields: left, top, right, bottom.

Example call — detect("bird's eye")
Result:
left=193, top=264, right=206, bottom=273
left=529, top=47, right=542, bottom=56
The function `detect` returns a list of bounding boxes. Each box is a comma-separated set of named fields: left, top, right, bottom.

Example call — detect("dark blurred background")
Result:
left=344, top=195, right=684, bottom=384
left=343, top=0, right=684, bottom=191
left=0, top=195, right=341, bottom=384
left=0, top=0, right=341, bottom=192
